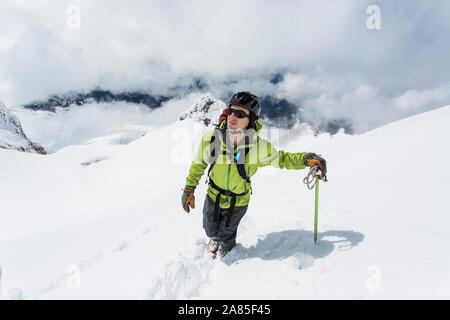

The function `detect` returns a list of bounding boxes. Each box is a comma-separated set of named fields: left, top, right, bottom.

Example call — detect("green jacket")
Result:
left=185, top=120, right=308, bottom=208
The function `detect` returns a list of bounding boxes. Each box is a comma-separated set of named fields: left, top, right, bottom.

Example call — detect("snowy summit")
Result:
left=179, top=94, right=225, bottom=127
left=0, top=100, right=46, bottom=154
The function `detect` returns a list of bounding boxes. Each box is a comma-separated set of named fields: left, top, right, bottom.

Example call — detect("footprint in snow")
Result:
left=146, top=238, right=217, bottom=299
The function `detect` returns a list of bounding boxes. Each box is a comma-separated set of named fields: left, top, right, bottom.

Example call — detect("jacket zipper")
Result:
left=226, top=163, right=231, bottom=191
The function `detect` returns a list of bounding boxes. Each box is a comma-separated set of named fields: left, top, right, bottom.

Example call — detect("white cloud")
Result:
left=13, top=92, right=211, bottom=151
left=0, top=0, right=449, bottom=133
left=393, top=84, right=450, bottom=113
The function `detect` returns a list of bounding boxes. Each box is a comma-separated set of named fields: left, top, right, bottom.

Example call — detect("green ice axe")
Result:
left=303, top=165, right=327, bottom=244
left=313, top=177, right=319, bottom=243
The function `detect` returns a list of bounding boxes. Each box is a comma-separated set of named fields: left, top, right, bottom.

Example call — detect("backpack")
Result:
left=205, top=108, right=253, bottom=227
left=206, top=108, right=252, bottom=185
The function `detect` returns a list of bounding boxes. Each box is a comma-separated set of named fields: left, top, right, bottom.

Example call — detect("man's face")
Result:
left=227, top=105, right=250, bottom=131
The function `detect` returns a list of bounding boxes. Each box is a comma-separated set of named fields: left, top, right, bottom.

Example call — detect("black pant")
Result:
left=202, top=194, right=248, bottom=251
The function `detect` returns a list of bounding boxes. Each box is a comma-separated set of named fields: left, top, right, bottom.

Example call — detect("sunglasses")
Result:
left=228, top=107, right=249, bottom=119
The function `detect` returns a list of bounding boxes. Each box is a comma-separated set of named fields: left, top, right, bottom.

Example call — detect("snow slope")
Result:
left=0, top=105, right=449, bottom=299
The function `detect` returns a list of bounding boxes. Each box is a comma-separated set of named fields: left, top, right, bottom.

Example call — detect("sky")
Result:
left=1, top=0, right=449, bottom=133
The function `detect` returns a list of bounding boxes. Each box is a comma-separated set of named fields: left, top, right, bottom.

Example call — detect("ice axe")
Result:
left=303, top=165, right=327, bottom=244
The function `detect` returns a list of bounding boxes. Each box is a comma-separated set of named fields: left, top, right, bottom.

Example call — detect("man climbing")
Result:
left=181, top=91, right=327, bottom=259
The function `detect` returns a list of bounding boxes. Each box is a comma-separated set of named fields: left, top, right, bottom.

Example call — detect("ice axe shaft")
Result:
left=314, top=177, right=319, bottom=244
left=303, top=165, right=326, bottom=244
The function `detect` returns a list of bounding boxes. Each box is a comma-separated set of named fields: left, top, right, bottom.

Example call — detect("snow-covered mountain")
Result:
left=0, top=101, right=46, bottom=154
left=0, top=104, right=449, bottom=299
left=178, top=93, right=225, bottom=127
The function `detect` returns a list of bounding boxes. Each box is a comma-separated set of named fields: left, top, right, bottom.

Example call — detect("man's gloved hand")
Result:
left=304, top=153, right=327, bottom=177
left=181, top=187, right=195, bottom=213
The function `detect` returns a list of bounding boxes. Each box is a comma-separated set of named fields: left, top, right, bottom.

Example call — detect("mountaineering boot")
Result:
left=208, top=239, right=220, bottom=257
left=217, top=245, right=229, bottom=258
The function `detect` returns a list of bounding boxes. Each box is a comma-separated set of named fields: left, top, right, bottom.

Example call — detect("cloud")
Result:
left=13, top=92, right=209, bottom=151
left=1, top=0, right=450, bottom=132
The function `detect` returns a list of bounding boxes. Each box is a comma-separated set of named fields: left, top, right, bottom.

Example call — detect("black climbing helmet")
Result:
left=228, top=91, right=261, bottom=118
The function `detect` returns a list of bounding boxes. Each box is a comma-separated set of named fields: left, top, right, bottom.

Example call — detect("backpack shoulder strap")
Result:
left=206, top=126, right=226, bottom=183
left=235, top=146, right=251, bottom=183
left=206, top=118, right=254, bottom=185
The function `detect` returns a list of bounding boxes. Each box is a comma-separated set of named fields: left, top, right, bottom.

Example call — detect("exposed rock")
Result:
left=178, top=93, right=225, bottom=127
left=23, top=90, right=171, bottom=112
left=0, top=100, right=46, bottom=154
